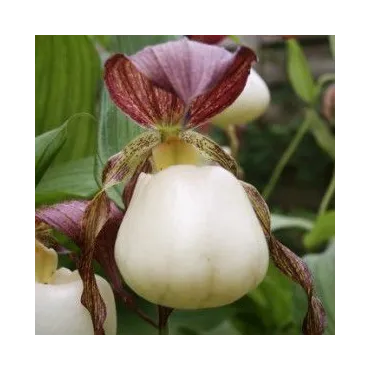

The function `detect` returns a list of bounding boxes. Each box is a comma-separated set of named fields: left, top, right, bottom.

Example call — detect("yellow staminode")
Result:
left=152, top=138, right=201, bottom=171
left=35, top=240, right=58, bottom=284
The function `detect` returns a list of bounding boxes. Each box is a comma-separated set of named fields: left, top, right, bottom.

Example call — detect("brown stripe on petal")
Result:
left=189, top=47, right=257, bottom=127
left=242, top=180, right=326, bottom=335
left=130, top=38, right=241, bottom=105
left=102, top=130, right=160, bottom=188
left=269, top=238, right=326, bottom=335
left=80, top=192, right=110, bottom=335
left=104, top=54, right=184, bottom=127
left=180, top=130, right=238, bottom=176
left=78, top=131, right=161, bottom=334
left=240, top=182, right=271, bottom=236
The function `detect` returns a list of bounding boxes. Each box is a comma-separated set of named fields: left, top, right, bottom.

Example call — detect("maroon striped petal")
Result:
left=104, top=54, right=185, bottom=128
left=130, top=38, right=245, bottom=105
left=187, top=35, right=227, bottom=44
left=188, top=47, right=257, bottom=127
left=241, top=182, right=326, bottom=335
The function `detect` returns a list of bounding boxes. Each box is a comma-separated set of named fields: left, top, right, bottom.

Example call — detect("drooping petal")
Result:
left=241, top=181, right=326, bottom=335
left=189, top=47, right=257, bottom=126
left=187, top=35, right=227, bottom=44
left=179, top=130, right=239, bottom=177
left=104, top=54, right=185, bottom=128
left=130, top=38, right=254, bottom=106
left=76, top=131, right=161, bottom=333
left=122, top=155, right=153, bottom=207
left=269, top=238, right=326, bottom=334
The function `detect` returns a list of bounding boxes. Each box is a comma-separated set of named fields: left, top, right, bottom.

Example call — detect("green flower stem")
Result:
left=226, top=124, right=239, bottom=159
left=263, top=115, right=311, bottom=200
left=157, top=305, right=171, bottom=335
left=318, top=172, right=335, bottom=217
left=229, top=35, right=242, bottom=44
left=158, top=322, right=169, bottom=335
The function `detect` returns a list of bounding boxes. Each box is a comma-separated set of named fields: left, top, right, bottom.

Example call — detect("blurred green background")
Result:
left=35, top=35, right=335, bottom=335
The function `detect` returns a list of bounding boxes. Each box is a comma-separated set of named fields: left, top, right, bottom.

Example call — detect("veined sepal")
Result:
left=179, top=130, right=239, bottom=177
left=241, top=181, right=326, bottom=335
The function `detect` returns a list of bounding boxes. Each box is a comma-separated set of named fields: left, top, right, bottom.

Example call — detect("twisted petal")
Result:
left=104, top=54, right=184, bottom=127
left=241, top=181, right=326, bottom=335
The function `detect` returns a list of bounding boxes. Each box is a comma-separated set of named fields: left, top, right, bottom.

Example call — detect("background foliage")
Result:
left=35, top=35, right=335, bottom=335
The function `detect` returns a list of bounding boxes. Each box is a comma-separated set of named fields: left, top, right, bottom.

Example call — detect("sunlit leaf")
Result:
left=304, top=210, right=335, bottom=249
left=286, top=39, right=317, bottom=104
left=35, top=124, right=67, bottom=186
left=35, top=35, right=100, bottom=161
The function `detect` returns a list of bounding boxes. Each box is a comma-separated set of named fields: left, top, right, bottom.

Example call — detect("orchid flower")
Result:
left=35, top=225, right=116, bottom=334
left=35, top=38, right=326, bottom=335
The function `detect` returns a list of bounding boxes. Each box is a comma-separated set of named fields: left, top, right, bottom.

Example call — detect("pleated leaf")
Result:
left=35, top=35, right=100, bottom=161
left=35, top=124, right=67, bottom=186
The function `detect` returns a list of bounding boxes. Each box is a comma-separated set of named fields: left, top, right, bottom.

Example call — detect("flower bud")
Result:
left=35, top=268, right=117, bottom=335
left=211, top=69, right=270, bottom=128
left=115, top=165, right=269, bottom=309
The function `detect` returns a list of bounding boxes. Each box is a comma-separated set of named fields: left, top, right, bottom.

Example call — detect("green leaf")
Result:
left=306, top=108, right=335, bottom=159
left=35, top=124, right=67, bottom=186
left=90, top=35, right=112, bottom=49
left=304, top=210, right=335, bottom=249
left=329, top=35, right=335, bottom=59
left=35, top=36, right=100, bottom=161
left=35, top=157, right=98, bottom=207
left=293, top=242, right=335, bottom=334
left=286, top=39, right=317, bottom=104
left=170, top=305, right=237, bottom=335
left=96, top=36, right=177, bottom=204
left=234, top=263, right=298, bottom=334
left=271, top=214, right=314, bottom=231
left=204, top=320, right=242, bottom=335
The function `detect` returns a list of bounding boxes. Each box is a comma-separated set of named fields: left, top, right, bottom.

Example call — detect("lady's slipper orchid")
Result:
left=115, top=165, right=269, bottom=309
left=41, top=37, right=326, bottom=335
left=35, top=242, right=116, bottom=335
left=211, top=69, right=270, bottom=127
